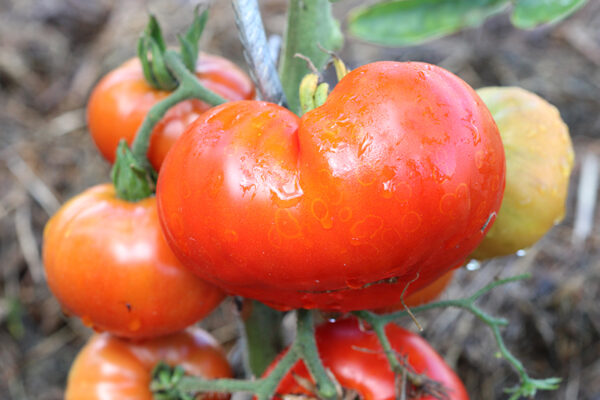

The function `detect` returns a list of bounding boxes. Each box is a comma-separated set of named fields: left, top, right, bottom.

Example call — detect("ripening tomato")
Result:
left=87, top=53, right=255, bottom=170
left=271, top=318, right=469, bottom=400
left=157, top=61, right=505, bottom=311
left=65, top=327, right=231, bottom=400
left=471, top=87, right=574, bottom=260
left=43, top=184, right=225, bottom=338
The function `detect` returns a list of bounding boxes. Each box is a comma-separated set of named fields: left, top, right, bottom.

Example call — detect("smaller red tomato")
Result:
left=43, top=184, right=225, bottom=338
left=65, top=327, right=231, bottom=400
left=273, top=318, right=469, bottom=400
left=87, top=53, right=255, bottom=170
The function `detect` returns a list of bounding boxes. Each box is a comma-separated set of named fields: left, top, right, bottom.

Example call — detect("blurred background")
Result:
left=0, top=0, right=599, bottom=399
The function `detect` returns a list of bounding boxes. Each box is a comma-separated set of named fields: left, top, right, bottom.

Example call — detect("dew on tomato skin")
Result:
left=310, top=199, right=334, bottom=229
left=275, top=209, right=302, bottom=239
left=345, top=278, right=364, bottom=290
left=351, top=215, right=383, bottom=240
left=401, top=212, right=421, bottom=233
left=381, top=180, right=394, bottom=199
left=338, top=207, right=352, bottom=222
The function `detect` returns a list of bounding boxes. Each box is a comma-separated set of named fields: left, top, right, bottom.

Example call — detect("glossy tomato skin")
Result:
left=272, top=318, right=469, bottom=400
left=65, top=327, right=231, bottom=400
left=43, top=184, right=225, bottom=338
left=157, top=61, right=505, bottom=311
left=87, top=53, right=255, bottom=170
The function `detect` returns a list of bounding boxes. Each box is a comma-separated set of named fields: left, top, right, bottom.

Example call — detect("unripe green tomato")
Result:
left=471, top=87, right=574, bottom=260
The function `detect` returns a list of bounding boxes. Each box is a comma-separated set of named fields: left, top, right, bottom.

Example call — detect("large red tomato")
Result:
left=272, top=318, right=469, bottom=400
left=87, top=53, right=255, bottom=170
left=43, top=184, right=225, bottom=338
left=65, top=328, right=231, bottom=400
left=157, top=61, right=505, bottom=310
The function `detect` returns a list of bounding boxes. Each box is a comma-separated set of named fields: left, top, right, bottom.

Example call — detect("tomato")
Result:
left=43, top=184, right=225, bottom=338
left=272, top=317, right=469, bottom=400
left=157, top=61, right=505, bottom=311
left=65, top=327, right=231, bottom=400
left=87, top=53, right=255, bottom=171
left=375, top=269, right=456, bottom=313
left=471, top=87, right=574, bottom=260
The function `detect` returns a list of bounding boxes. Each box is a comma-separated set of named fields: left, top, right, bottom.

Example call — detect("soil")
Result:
left=0, top=1, right=599, bottom=399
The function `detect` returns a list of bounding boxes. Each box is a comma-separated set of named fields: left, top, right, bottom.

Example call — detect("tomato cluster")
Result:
left=42, top=12, right=578, bottom=395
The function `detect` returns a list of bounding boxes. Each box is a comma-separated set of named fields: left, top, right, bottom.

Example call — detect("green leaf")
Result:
left=348, top=0, right=509, bottom=47
left=279, top=0, right=343, bottom=115
left=242, top=301, right=284, bottom=377
left=511, top=0, right=587, bottom=28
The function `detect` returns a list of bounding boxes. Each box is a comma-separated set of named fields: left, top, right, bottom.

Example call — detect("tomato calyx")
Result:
left=110, top=9, right=231, bottom=202
left=111, top=140, right=156, bottom=201
left=297, top=55, right=349, bottom=115
left=138, top=6, right=208, bottom=91
left=151, top=362, right=188, bottom=400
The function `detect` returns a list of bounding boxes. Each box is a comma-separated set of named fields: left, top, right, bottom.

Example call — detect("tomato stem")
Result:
left=353, top=273, right=562, bottom=399
left=279, top=0, right=343, bottom=115
left=130, top=50, right=226, bottom=162
left=240, top=300, right=284, bottom=377
left=151, top=309, right=339, bottom=400
left=112, top=50, right=226, bottom=202
left=296, top=310, right=339, bottom=400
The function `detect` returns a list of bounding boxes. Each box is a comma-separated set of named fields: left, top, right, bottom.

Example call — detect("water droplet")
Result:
left=328, top=318, right=337, bottom=323
left=382, top=180, right=394, bottom=199
left=466, top=259, right=481, bottom=271
left=516, top=249, right=527, bottom=257
left=345, top=278, right=363, bottom=289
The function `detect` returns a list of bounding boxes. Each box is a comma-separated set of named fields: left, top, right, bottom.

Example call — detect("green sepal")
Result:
left=314, top=82, right=330, bottom=108
left=137, top=15, right=178, bottom=91
left=111, top=140, right=156, bottom=202
left=179, top=7, right=208, bottom=72
left=149, top=36, right=178, bottom=91
left=146, top=15, right=167, bottom=51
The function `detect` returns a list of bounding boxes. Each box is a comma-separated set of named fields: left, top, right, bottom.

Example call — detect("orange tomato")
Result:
left=43, top=184, right=225, bottom=338
left=87, top=53, right=255, bottom=170
left=65, top=328, right=231, bottom=400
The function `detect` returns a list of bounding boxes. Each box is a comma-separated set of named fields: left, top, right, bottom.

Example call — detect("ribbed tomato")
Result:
left=157, top=61, right=505, bottom=310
